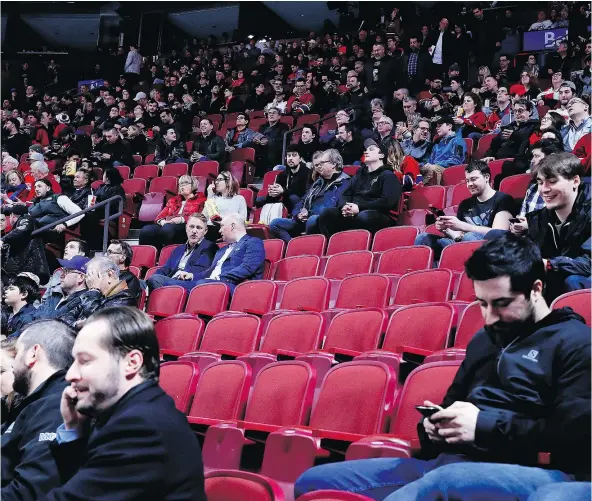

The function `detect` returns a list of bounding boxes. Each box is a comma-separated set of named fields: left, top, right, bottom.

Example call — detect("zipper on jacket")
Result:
left=496, top=335, right=521, bottom=376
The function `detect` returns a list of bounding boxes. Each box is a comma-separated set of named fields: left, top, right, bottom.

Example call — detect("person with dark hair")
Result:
left=99, top=128, right=134, bottom=169
left=1, top=320, right=76, bottom=500
left=105, top=240, right=142, bottom=300
left=453, top=92, right=488, bottom=138
left=2, top=118, right=29, bottom=159
left=2, top=275, right=39, bottom=338
left=43, top=307, right=206, bottom=500
left=154, top=127, right=189, bottom=168
left=295, top=125, right=320, bottom=166
left=224, top=113, right=256, bottom=152
left=244, top=82, right=269, bottom=113
left=415, top=161, right=515, bottom=260
left=331, top=123, right=364, bottom=165
left=295, top=232, right=590, bottom=500
left=287, top=78, right=315, bottom=116
left=190, top=118, right=226, bottom=164
left=526, top=152, right=591, bottom=299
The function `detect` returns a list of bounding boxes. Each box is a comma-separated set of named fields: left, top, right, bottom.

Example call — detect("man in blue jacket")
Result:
left=147, top=213, right=218, bottom=292
left=185, top=213, right=265, bottom=294
left=421, top=116, right=467, bottom=185
left=295, top=233, right=590, bottom=499
left=44, top=307, right=206, bottom=500
left=269, top=149, right=351, bottom=242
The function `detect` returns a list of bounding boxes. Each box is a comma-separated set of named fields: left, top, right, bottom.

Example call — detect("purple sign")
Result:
left=77, top=79, right=104, bottom=94
left=523, top=28, right=568, bottom=52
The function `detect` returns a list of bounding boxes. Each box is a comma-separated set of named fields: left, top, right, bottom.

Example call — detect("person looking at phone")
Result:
left=45, top=307, right=206, bottom=500
left=1, top=320, right=75, bottom=500
left=415, top=161, right=515, bottom=260
left=269, top=149, right=350, bottom=242
left=295, top=233, right=591, bottom=499
left=189, top=118, right=226, bottom=164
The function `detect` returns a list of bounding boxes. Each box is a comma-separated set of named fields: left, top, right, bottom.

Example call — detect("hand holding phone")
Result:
left=416, top=405, right=441, bottom=418
left=427, top=205, right=446, bottom=218
left=60, top=385, right=88, bottom=432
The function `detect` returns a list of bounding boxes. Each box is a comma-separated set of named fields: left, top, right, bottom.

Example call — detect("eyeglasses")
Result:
left=377, top=121, right=391, bottom=125
left=215, top=177, right=227, bottom=183
left=105, top=249, right=122, bottom=255
left=541, top=115, right=552, bottom=121
left=313, top=160, right=332, bottom=168
left=417, top=126, right=430, bottom=131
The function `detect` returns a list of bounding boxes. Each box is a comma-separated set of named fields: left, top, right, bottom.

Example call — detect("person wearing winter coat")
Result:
left=269, top=149, right=350, bottom=242
left=318, top=139, right=401, bottom=237
left=421, top=116, right=467, bottom=185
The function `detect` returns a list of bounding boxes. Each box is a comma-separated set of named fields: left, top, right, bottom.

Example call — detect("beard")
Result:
left=12, top=365, right=32, bottom=396
left=485, top=302, right=537, bottom=344
left=75, top=362, right=121, bottom=418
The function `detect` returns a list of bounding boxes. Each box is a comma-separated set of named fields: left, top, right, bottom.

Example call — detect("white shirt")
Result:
left=432, top=31, right=444, bottom=65
left=208, top=234, right=245, bottom=280
left=529, top=20, right=552, bottom=31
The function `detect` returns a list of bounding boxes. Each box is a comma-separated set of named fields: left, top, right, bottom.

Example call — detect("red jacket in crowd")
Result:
left=155, top=193, right=207, bottom=223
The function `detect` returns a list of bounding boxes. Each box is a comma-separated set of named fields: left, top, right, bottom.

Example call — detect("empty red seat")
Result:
left=122, top=178, right=147, bottom=196
left=230, top=147, right=256, bottom=164
left=371, top=226, right=419, bottom=252
left=227, top=280, right=278, bottom=315
left=258, top=311, right=325, bottom=357
left=134, top=164, right=159, bottom=182
left=185, top=282, right=230, bottom=317
left=441, top=164, right=468, bottom=186
left=115, top=165, right=131, bottom=179
left=155, top=314, right=205, bottom=357
left=406, top=186, right=446, bottom=210
left=296, top=491, right=375, bottom=501
left=323, top=251, right=374, bottom=280
left=131, top=245, right=157, bottom=269
left=279, top=116, right=295, bottom=128
left=128, top=266, right=141, bottom=278
left=346, top=360, right=462, bottom=459
left=162, top=162, right=188, bottom=177
left=334, top=274, right=391, bottom=309
left=146, top=286, right=187, bottom=318
left=278, top=276, right=331, bottom=312
left=326, top=229, right=371, bottom=255
left=132, top=154, right=143, bottom=167
left=158, top=244, right=182, bottom=266
left=263, top=239, right=286, bottom=279
left=272, top=256, right=320, bottom=281
left=144, top=266, right=161, bottom=281
left=149, top=176, right=177, bottom=195
left=499, top=173, right=531, bottom=200
left=439, top=240, right=484, bottom=273
left=376, top=246, right=433, bottom=275
left=449, top=182, right=471, bottom=206
left=487, top=158, right=513, bottom=186
left=454, top=271, right=477, bottom=302
left=145, top=153, right=155, bottom=164
left=285, top=234, right=326, bottom=258
left=551, top=289, right=592, bottom=326
left=138, top=192, right=165, bottom=223
left=159, top=361, right=200, bottom=413
left=464, top=138, right=473, bottom=162
left=191, top=161, right=219, bottom=179
left=204, top=469, right=285, bottom=501
left=392, top=269, right=453, bottom=305
left=474, top=133, right=498, bottom=160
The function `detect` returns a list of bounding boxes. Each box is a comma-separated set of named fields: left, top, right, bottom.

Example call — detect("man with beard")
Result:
left=296, top=233, right=591, bottom=500
left=1, top=320, right=75, bottom=500
left=363, top=43, right=397, bottom=99
left=44, top=307, right=206, bottom=500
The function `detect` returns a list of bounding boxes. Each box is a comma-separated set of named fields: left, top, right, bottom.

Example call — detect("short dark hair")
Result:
left=19, top=319, right=75, bottom=370
left=465, top=232, right=545, bottom=296
left=7, top=276, right=40, bottom=305
left=301, top=124, right=317, bottom=136
left=68, top=239, right=88, bottom=256
left=111, top=239, right=133, bottom=267
left=465, top=160, right=491, bottom=180
left=286, top=145, right=301, bottom=155
left=89, top=307, right=160, bottom=380
left=338, top=123, right=354, bottom=135
left=513, top=98, right=533, bottom=112
left=531, top=139, right=564, bottom=157
left=200, top=117, right=214, bottom=127
left=538, top=152, right=585, bottom=181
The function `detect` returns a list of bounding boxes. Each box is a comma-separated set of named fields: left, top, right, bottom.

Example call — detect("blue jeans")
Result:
left=294, top=455, right=574, bottom=501
left=414, top=231, right=484, bottom=261
left=269, top=215, right=320, bottom=243
left=527, top=482, right=591, bottom=501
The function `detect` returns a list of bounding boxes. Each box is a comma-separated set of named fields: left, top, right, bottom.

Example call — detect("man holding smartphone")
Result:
left=296, top=234, right=590, bottom=500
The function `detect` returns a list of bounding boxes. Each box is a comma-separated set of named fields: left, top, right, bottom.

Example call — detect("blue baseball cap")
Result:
left=57, top=255, right=90, bottom=273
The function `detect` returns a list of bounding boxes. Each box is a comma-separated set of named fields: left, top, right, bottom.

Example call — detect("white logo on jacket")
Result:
left=38, top=432, right=57, bottom=442
left=522, top=350, right=539, bottom=363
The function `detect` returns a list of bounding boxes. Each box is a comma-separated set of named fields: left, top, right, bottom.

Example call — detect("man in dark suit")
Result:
left=147, top=213, right=218, bottom=291
left=44, top=307, right=206, bottom=501
left=187, top=213, right=265, bottom=294
left=425, top=18, right=456, bottom=80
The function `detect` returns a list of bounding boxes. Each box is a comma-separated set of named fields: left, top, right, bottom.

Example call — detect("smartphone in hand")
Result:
left=415, top=405, right=440, bottom=418
left=427, top=205, right=446, bottom=218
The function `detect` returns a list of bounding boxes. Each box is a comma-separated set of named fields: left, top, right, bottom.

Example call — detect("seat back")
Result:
left=474, top=133, right=498, bottom=160
left=335, top=274, right=390, bottom=309
left=257, top=170, right=283, bottom=199
left=134, top=164, right=159, bottom=182
left=229, top=280, right=278, bottom=315
left=310, top=361, right=396, bottom=435
left=393, top=269, right=453, bottom=305
left=296, top=114, right=321, bottom=128
left=128, top=266, right=141, bottom=278
left=323, top=251, right=374, bottom=280
left=122, top=178, right=147, bottom=195
left=280, top=276, right=330, bottom=312
left=149, top=176, right=177, bottom=195
left=324, top=308, right=386, bottom=353
left=230, top=147, right=256, bottom=164
left=155, top=314, right=205, bottom=356
left=199, top=314, right=262, bottom=354
left=382, top=303, right=455, bottom=353
left=551, top=289, right=592, bottom=326
left=455, top=301, right=484, bottom=348
left=188, top=361, right=251, bottom=422
left=499, top=173, right=531, bottom=201
left=376, top=246, right=433, bottom=275
left=441, top=164, right=468, bottom=186
left=185, top=282, right=230, bottom=317
left=272, top=256, right=320, bottom=281
left=285, top=234, right=326, bottom=258
left=389, top=361, right=462, bottom=438
left=138, top=192, right=165, bottom=223
left=439, top=240, right=484, bottom=273
left=260, top=312, right=325, bottom=354
left=406, top=186, right=446, bottom=210
left=464, top=138, right=473, bottom=161
left=130, top=245, right=157, bottom=269
left=191, top=161, right=219, bottom=179
left=158, top=244, right=182, bottom=266
left=159, top=361, right=200, bottom=413
left=455, top=271, right=476, bottom=302
left=450, top=182, right=471, bottom=206
left=371, top=226, right=419, bottom=252
left=146, top=286, right=187, bottom=318
left=162, top=162, right=188, bottom=178
left=115, top=165, right=130, bottom=179
left=326, top=229, right=371, bottom=255
left=244, top=361, right=315, bottom=426
left=204, top=470, right=284, bottom=501
left=263, top=238, right=285, bottom=263
left=343, top=165, right=360, bottom=177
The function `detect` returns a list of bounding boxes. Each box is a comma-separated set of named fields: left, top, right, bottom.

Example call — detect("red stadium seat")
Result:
left=206, top=113, right=223, bottom=125
left=454, top=271, right=477, bottom=302
left=145, top=153, right=155, bottom=164
left=155, top=314, right=205, bottom=357
left=144, top=266, right=161, bottom=281
left=185, top=141, right=193, bottom=152
left=285, top=234, right=326, bottom=258
left=255, top=170, right=283, bottom=199
left=231, top=147, right=256, bottom=164
left=134, top=164, right=159, bottom=182
left=441, top=164, right=468, bottom=186
left=272, top=256, right=320, bottom=281
left=392, top=269, right=453, bottom=305
left=128, top=266, right=141, bottom=278
left=296, top=114, right=321, bottom=128
left=551, top=289, right=592, bottom=326
left=149, top=176, right=177, bottom=196
left=146, top=286, right=187, bottom=318
left=334, top=274, right=391, bottom=309
left=297, top=491, right=375, bottom=501
left=277, top=276, right=331, bottom=312
left=449, top=182, right=471, bottom=206
left=227, top=280, right=278, bottom=316
left=439, top=240, right=484, bottom=273
left=323, top=251, right=373, bottom=280
left=115, top=165, right=130, bottom=179
left=376, top=246, right=433, bottom=275
left=258, top=311, right=325, bottom=356
left=130, top=245, right=157, bottom=269
left=342, top=165, right=360, bottom=177
left=240, top=187, right=255, bottom=210
left=474, top=133, right=498, bottom=160
left=122, top=178, right=147, bottom=196
left=205, top=468, right=285, bottom=501
left=279, top=116, right=295, bottom=128
left=499, top=173, right=531, bottom=201
left=159, top=361, right=200, bottom=413
left=263, top=239, right=285, bottom=279
left=464, top=138, right=473, bottom=162
left=138, top=192, right=165, bottom=223
left=406, top=185, right=446, bottom=210
left=371, top=226, right=419, bottom=252
left=158, top=244, right=181, bottom=266
left=185, top=282, right=230, bottom=317
left=191, top=161, right=219, bottom=179
left=132, top=155, right=143, bottom=167
left=345, top=360, right=462, bottom=459
left=487, top=158, right=513, bottom=187
left=326, top=229, right=371, bottom=255
left=162, top=162, right=188, bottom=178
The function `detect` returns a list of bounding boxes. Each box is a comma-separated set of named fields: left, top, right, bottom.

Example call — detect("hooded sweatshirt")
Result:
left=338, top=164, right=401, bottom=213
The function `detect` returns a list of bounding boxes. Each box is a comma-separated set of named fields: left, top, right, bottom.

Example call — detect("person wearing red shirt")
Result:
left=453, top=92, right=488, bottom=138
left=385, top=139, right=420, bottom=191
left=287, top=78, right=315, bottom=116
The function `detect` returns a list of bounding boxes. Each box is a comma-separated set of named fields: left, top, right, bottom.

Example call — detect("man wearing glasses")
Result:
left=562, top=96, right=591, bottom=153
left=105, top=240, right=142, bottom=300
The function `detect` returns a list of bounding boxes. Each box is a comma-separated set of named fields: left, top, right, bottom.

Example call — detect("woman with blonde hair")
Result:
left=139, top=175, right=207, bottom=249
left=385, top=139, right=420, bottom=191
left=203, top=171, right=248, bottom=240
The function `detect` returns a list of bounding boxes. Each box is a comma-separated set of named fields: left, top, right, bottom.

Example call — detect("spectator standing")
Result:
left=403, top=36, right=431, bottom=94
left=255, top=107, right=290, bottom=174
left=363, top=43, right=397, bottom=100
left=123, top=44, right=142, bottom=87
left=468, top=6, right=503, bottom=67
left=3, top=119, right=29, bottom=159
left=425, top=18, right=455, bottom=79
left=529, top=10, right=552, bottom=31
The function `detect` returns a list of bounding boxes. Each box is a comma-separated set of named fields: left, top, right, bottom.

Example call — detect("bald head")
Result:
left=219, top=213, right=247, bottom=243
